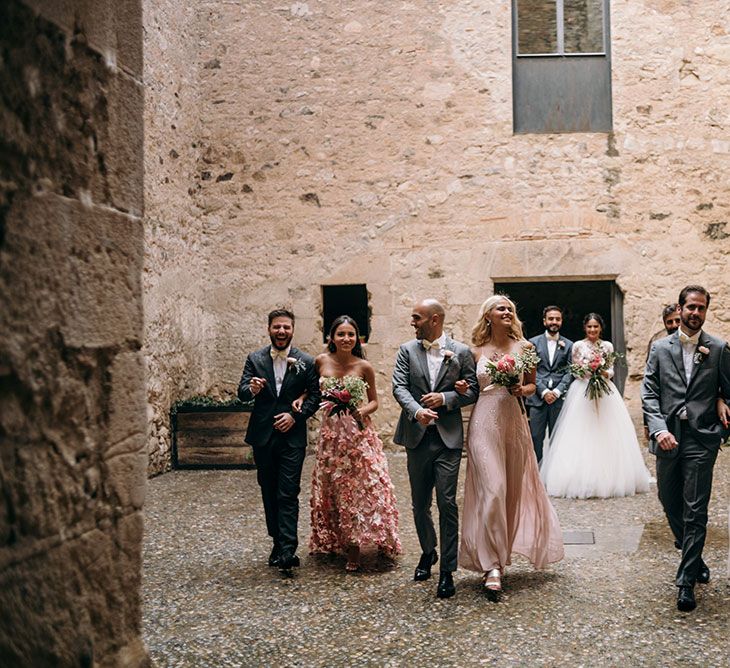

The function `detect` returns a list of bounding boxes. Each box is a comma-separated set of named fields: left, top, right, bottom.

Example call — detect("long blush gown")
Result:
left=309, top=406, right=401, bottom=558
left=459, top=348, right=564, bottom=573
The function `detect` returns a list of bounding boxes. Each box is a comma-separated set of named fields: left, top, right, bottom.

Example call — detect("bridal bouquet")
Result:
left=484, top=347, right=540, bottom=414
left=569, top=346, right=622, bottom=402
left=320, top=375, right=369, bottom=429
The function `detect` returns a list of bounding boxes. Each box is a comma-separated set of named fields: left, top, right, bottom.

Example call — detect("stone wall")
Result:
left=144, top=1, right=730, bottom=468
left=0, top=1, right=148, bottom=665
left=143, top=1, right=209, bottom=475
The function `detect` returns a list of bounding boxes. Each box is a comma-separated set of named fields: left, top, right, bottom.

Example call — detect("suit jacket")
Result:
left=642, top=330, right=730, bottom=454
left=392, top=337, right=478, bottom=449
left=238, top=345, right=321, bottom=448
left=525, top=333, right=574, bottom=408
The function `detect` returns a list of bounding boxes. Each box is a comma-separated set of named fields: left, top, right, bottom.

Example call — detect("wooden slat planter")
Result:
left=172, top=401, right=255, bottom=469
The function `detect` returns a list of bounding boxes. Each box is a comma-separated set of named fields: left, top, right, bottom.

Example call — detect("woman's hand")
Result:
left=292, top=397, right=304, bottom=413
left=509, top=383, right=525, bottom=397
left=455, top=379, right=469, bottom=396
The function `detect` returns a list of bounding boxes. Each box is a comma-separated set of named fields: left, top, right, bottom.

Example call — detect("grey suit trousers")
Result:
left=406, top=427, right=462, bottom=572
left=656, top=422, right=718, bottom=587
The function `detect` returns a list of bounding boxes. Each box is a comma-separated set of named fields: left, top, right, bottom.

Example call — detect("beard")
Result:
left=270, top=334, right=293, bottom=350
left=546, top=323, right=561, bottom=334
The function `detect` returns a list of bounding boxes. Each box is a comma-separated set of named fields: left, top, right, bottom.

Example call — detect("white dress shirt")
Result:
left=271, top=345, right=291, bottom=395
left=425, top=333, right=448, bottom=390
left=541, top=332, right=562, bottom=399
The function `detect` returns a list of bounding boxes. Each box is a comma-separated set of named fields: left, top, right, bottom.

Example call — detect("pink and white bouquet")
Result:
left=320, top=375, right=369, bottom=429
left=569, top=345, right=622, bottom=401
left=484, top=347, right=540, bottom=413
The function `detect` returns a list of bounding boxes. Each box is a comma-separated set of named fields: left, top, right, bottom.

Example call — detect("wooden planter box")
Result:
left=172, top=401, right=255, bottom=469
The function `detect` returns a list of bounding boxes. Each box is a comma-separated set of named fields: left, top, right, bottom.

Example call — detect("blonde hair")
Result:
left=471, top=295, right=524, bottom=346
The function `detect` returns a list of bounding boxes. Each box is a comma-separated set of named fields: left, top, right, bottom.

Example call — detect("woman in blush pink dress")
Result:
left=308, top=315, right=401, bottom=572
left=456, top=295, right=564, bottom=599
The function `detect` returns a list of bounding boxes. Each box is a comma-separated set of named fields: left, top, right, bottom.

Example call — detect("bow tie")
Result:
left=678, top=331, right=700, bottom=346
left=546, top=333, right=559, bottom=342
left=270, top=348, right=288, bottom=360
left=422, top=340, right=441, bottom=351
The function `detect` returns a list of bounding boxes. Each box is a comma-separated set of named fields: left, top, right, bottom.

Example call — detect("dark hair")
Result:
left=662, top=303, right=679, bottom=320
left=268, top=308, right=295, bottom=326
left=543, top=305, right=563, bottom=318
left=583, top=312, right=605, bottom=333
left=327, top=315, right=365, bottom=358
left=678, top=285, right=711, bottom=308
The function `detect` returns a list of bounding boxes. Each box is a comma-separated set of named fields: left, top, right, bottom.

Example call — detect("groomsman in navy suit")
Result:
left=526, top=305, right=573, bottom=462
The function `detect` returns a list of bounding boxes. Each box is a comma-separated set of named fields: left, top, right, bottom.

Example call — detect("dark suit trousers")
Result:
left=529, top=400, right=563, bottom=462
left=252, top=431, right=306, bottom=556
left=406, top=428, right=462, bottom=572
left=656, top=423, right=718, bottom=587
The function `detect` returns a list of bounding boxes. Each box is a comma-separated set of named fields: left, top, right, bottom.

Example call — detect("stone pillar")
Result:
left=0, top=1, right=148, bottom=665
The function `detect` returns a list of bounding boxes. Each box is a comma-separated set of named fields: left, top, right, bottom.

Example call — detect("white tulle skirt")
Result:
left=540, top=378, right=651, bottom=499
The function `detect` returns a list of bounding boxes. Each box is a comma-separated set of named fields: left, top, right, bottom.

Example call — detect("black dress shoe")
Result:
left=268, top=545, right=280, bottom=567
left=414, top=551, right=438, bottom=581
left=677, top=586, right=696, bottom=612
left=697, top=561, right=710, bottom=584
left=436, top=571, right=456, bottom=599
left=278, top=553, right=301, bottom=571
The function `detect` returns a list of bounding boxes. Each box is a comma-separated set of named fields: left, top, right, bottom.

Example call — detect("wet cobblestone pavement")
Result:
left=143, top=451, right=730, bottom=667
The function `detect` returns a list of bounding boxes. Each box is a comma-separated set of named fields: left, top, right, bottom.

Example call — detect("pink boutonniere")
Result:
left=558, top=340, right=566, bottom=349
left=693, top=346, right=710, bottom=365
left=442, top=350, right=456, bottom=363
left=287, top=357, right=307, bottom=374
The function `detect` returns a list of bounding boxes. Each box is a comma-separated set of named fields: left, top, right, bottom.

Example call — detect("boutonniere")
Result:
left=287, top=357, right=307, bottom=374
left=693, top=345, right=710, bottom=365
left=442, top=350, right=456, bottom=364
left=558, top=340, right=566, bottom=349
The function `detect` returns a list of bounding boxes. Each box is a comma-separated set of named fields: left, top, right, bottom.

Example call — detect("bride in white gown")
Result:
left=540, top=313, right=651, bottom=499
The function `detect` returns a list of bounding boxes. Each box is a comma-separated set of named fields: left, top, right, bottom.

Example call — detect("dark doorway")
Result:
left=493, top=279, right=626, bottom=393
left=321, top=284, right=370, bottom=343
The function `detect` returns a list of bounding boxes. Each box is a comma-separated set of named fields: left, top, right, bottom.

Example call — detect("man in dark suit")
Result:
left=392, top=299, right=478, bottom=598
left=642, top=285, right=730, bottom=612
left=526, top=305, right=573, bottom=463
left=238, top=308, right=320, bottom=572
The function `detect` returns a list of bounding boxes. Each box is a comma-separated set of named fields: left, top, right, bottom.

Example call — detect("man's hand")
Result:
left=250, top=377, right=267, bottom=395
left=454, top=380, right=469, bottom=396
left=421, top=392, right=444, bottom=409
left=544, top=390, right=558, bottom=405
left=656, top=431, right=678, bottom=451
left=718, top=401, right=730, bottom=429
left=416, top=408, right=439, bottom=426
left=274, top=412, right=295, bottom=432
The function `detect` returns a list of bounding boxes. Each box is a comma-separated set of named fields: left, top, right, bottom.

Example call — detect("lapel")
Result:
left=668, top=332, right=687, bottom=387
left=433, top=338, right=454, bottom=389
left=414, top=341, right=431, bottom=388
left=686, top=332, right=708, bottom=392
left=262, top=346, right=279, bottom=397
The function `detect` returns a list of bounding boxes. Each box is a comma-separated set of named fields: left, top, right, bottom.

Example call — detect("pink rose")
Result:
left=698, top=345, right=710, bottom=356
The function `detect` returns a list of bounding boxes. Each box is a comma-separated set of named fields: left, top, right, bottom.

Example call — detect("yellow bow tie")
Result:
left=678, top=331, right=700, bottom=346
left=270, top=348, right=288, bottom=360
left=422, top=340, right=440, bottom=351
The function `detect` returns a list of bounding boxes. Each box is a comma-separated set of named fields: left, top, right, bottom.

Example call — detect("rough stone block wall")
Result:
left=0, top=1, right=148, bottom=665
left=143, top=1, right=210, bottom=476
left=144, top=1, right=730, bottom=468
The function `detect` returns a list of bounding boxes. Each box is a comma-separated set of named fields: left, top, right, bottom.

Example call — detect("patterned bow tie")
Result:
left=422, top=340, right=440, bottom=351
left=678, top=331, right=700, bottom=346
left=270, top=348, right=288, bottom=360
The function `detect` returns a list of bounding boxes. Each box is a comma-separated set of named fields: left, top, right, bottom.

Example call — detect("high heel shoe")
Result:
left=483, top=568, right=501, bottom=601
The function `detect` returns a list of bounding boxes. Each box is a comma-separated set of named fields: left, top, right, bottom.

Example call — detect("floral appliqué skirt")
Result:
left=309, top=412, right=401, bottom=557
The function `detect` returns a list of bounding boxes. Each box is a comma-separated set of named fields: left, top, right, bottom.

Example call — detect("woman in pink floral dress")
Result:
left=308, top=315, right=401, bottom=571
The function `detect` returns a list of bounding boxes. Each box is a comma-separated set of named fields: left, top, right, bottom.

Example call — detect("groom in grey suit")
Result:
left=526, top=305, right=573, bottom=462
left=642, top=285, right=730, bottom=612
left=392, top=299, right=478, bottom=598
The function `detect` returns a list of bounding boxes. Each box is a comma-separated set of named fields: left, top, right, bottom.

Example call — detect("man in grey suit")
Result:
left=526, top=305, right=573, bottom=462
left=392, top=299, right=478, bottom=598
left=642, top=285, right=730, bottom=612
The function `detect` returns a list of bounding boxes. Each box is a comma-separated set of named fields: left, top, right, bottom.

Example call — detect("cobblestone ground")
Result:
left=143, top=450, right=730, bottom=667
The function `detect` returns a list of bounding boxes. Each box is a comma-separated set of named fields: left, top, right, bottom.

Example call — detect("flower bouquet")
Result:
left=484, top=346, right=540, bottom=413
left=320, top=375, right=369, bottom=429
left=569, top=345, right=622, bottom=402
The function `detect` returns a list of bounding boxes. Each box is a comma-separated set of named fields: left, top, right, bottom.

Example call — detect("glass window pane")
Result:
left=564, top=0, right=604, bottom=53
left=517, top=0, right=558, bottom=55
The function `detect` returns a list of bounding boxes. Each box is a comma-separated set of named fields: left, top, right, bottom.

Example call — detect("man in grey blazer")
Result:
left=642, top=285, right=730, bottom=612
left=392, top=299, right=478, bottom=598
left=526, top=305, right=573, bottom=462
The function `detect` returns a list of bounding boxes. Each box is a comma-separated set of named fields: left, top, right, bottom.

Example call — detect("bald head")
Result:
left=411, top=299, right=445, bottom=341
